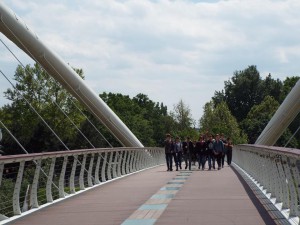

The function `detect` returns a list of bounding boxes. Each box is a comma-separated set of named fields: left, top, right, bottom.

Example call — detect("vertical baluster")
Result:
left=137, top=150, right=142, bottom=170
left=126, top=150, right=131, bottom=173
left=143, top=150, right=147, bottom=168
left=277, top=157, right=289, bottom=208
left=132, top=150, right=137, bottom=172
left=284, top=157, right=298, bottom=217
left=59, top=156, right=68, bottom=198
left=290, top=158, right=300, bottom=217
left=94, top=154, right=101, bottom=184
left=69, top=156, right=77, bottom=194
left=107, top=151, right=113, bottom=180
left=134, top=150, right=138, bottom=171
left=88, top=154, right=94, bottom=187
left=268, top=154, right=276, bottom=198
left=265, top=154, right=271, bottom=192
left=101, top=152, right=107, bottom=182
left=46, top=158, right=56, bottom=202
left=117, top=151, right=122, bottom=177
left=128, top=150, right=133, bottom=173
left=13, top=161, right=25, bottom=215
left=121, top=151, right=127, bottom=175
left=79, top=154, right=87, bottom=190
left=274, top=160, right=283, bottom=203
left=112, top=151, right=117, bottom=179
left=30, top=159, right=42, bottom=208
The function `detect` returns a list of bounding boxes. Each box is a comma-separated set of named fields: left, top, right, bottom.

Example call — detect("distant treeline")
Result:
left=0, top=64, right=299, bottom=154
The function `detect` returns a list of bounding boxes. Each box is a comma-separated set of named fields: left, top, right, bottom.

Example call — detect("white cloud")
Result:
left=1, top=0, right=300, bottom=125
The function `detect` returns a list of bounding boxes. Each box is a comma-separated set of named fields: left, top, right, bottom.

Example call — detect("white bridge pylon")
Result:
left=0, top=2, right=143, bottom=147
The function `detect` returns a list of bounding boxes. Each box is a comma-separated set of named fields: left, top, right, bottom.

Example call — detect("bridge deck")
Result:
left=9, top=165, right=283, bottom=225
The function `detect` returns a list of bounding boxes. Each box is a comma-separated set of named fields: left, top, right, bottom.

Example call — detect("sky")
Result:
left=1, top=0, right=300, bottom=123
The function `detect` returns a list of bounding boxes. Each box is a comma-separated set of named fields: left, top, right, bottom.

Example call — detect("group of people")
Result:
left=164, top=133, right=233, bottom=171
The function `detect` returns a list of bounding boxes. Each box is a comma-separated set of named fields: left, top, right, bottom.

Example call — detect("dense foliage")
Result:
left=0, top=63, right=299, bottom=153
left=209, top=65, right=300, bottom=147
left=0, top=63, right=195, bottom=153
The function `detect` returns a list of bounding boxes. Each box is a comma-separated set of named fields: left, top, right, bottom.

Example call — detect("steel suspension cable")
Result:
left=1, top=18, right=124, bottom=147
left=284, top=124, right=300, bottom=147
left=0, top=69, right=70, bottom=150
left=0, top=20, right=127, bottom=167
left=0, top=38, right=96, bottom=149
left=0, top=36, right=113, bottom=148
left=0, top=119, right=60, bottom=191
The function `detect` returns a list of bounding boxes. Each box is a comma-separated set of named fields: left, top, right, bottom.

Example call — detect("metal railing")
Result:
left=233, top=144, right=300, bottom=222
left=0, top=147, right=164, bottom=222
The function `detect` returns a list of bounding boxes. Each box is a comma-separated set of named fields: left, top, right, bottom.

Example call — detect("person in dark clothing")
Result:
left=206, top=135, right=215, bottom=170
left=164, top=133, right=174, bottom=171
left=195, top=136, right=207, bottom=170
left=225, top=137, right=233, bottom=166
left=186, top=137, right=194, bottom=170
left=213, top=134, right=225, bottom=170
left=174, top=137, right=183, bottom=171
left=182, top=139, right=188, bottom=169
left=220, top=134, right=227, bottom=168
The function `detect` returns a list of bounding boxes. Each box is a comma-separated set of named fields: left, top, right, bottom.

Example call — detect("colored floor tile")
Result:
left=167, top=181, right=184, bottom=184
left=151, top=194, right=175, bottom=199
left=160, top=187, right=180, bottom=191
left=121, top=219, right=156, bottom=225
left=139, top=204, right=167, bottom=210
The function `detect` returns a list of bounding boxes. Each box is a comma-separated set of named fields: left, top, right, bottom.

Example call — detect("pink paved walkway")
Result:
left=8, top=165, right=282, bottom=225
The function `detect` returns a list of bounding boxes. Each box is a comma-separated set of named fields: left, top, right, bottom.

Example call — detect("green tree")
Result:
left=241, top=96, right=279, bottom=144
left=215, top=65, right=264, bottom=122
left=199, top=101, right=247, bottom=144
left=99, top=92, right=173, bottom=146
left=170, top=100, right=197, bottom=140
left=1, top=63, right=86, bottom=153
left=262, top=74, right=282, bottom=103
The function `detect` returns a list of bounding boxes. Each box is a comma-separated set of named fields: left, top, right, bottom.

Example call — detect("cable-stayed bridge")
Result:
left=0, top=2, right=300, bottom=225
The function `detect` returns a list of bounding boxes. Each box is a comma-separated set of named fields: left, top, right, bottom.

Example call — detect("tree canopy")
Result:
left=210, top=65, right=300, bottom=147
left=1, top=63, right=299, bottom=153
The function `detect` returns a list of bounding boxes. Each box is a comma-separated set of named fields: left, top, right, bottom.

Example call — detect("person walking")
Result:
left=186, top=137, right=193, bottom=170
left=196, top=136, right=207, bottom=170
left=164, top=133, right=173, bottom=171
left=174, top=137, right=183, bottom=171
left=213, top=134, right=225, bottom=170
left=182, top=138, right=188, bottom=169
left=220, top=134, right=227, bottom=168
left=225, top=137, right=233, bottom=166
left=206, top=134, right=215, bottom=170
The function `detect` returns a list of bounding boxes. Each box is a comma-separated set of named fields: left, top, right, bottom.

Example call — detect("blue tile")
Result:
left=151, top=194, right=175, bottom=199
left=173, top=177, right=188, bottom=180
left=139, top=204, right=167, bottom=210
left=160, top=187, right=180, bottom=191
left=121, top=219, right=156, bottom=225
left=167, top=181, right=184, bottom=184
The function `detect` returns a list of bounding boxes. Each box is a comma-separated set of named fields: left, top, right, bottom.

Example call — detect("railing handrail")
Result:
left=236, top=144, right=300, bottom=158
left=0, top=147, right=162, bottom=164
left=0, top=147, right=165, bottom=223
left=233, top=144, right=300, bottom=224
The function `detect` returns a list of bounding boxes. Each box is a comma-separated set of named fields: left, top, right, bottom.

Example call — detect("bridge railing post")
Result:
left=30, top=159, right=42, bottom=209
left=121, top=151, right=127, bottom=175
left=101, top=151, right=108, bottom=182
left=13, top=161, right=25, bottom=215
left=233, top=144, right=300, bottom=221
left=46, top=158, right=56, bottom=202
left=112, top=151, right=117, bottom=179
left=94, top=154, right=101, bottom=184
left=0, top=147, right=165, bottom=222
